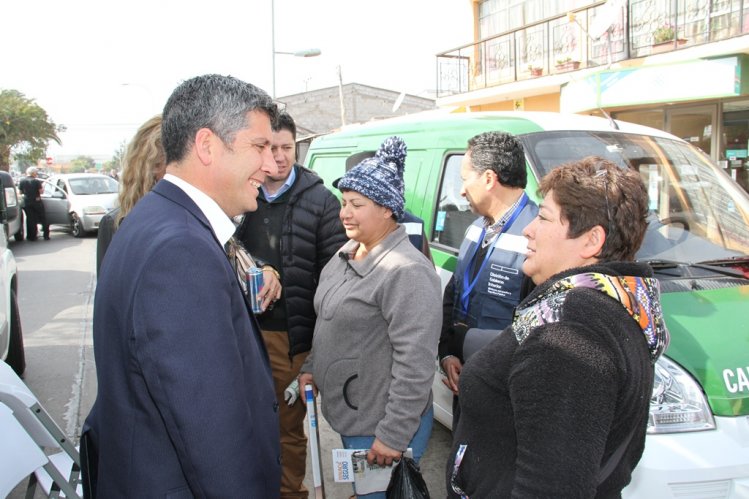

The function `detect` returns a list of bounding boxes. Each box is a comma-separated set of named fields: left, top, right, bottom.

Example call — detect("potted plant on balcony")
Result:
left=651, top=23, right=687, bottom=53
left=555, top=57, right=580, bottom=72
left=528, top=64, right=543, bottom=77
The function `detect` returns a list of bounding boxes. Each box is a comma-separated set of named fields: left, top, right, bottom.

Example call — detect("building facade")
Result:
left=436, top=0, right=749, bottom=191
left=277, top=83, right=436, bottom=135
left=277, top=83, right=436, bottom=164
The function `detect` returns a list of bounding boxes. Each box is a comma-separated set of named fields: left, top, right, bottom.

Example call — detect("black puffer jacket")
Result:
left=237, top=165, right=347, bottom=357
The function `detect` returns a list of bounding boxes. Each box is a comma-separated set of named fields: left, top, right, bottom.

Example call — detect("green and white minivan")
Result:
left=305, top=111, right=749, bottom=498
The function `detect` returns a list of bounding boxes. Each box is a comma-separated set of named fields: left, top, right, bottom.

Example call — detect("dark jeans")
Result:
left=23, top=202, right=48, bottom=239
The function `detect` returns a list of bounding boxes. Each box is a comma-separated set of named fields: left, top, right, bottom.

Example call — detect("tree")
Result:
left=69, top=155, right=95, bottom=173
left=0, top=89, right=62, bottom=172
left=103, top=140, right=126, bottom=172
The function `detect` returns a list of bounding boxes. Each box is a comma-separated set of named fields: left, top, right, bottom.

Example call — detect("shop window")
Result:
left=722, top=99, right=749, bottom=193
left=613, top=109, right=665, bottom=131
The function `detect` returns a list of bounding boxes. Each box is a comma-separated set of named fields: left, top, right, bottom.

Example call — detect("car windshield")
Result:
left=522, top=131, right=749, bottom=264
left=68, top=176, right=119, bottom=195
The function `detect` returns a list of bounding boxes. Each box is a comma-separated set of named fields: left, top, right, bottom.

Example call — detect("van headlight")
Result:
left=82, top=206, right=106, bottom=215
left=648, top=356, right=715, bottom=433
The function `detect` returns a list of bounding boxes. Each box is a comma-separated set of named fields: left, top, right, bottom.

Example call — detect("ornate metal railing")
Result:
left=437, top=0, right=748, bottom=98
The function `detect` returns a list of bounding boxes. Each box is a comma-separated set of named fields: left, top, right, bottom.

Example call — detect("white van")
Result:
left=305, top=111, right=749, bottom=498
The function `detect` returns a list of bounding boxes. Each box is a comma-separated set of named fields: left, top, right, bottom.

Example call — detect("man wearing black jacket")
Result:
left=19, top=167, right=49, bottom=240
left=236, top=111, right=346, bottom=498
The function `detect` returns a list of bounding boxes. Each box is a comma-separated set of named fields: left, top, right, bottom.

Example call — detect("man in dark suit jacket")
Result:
left=82, top=74, right=282, bottom=497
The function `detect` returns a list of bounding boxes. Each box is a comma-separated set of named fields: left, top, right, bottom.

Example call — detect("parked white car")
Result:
left=0, top=197, right=23, bottom=376
left=41, top=173, right=119, bottom=237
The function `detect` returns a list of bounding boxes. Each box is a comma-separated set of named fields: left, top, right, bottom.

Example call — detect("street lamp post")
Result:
left=271, top=0, right=320, bottom=98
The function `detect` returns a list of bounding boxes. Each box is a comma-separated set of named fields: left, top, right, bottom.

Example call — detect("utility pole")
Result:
left=337, top=65, right=346, bottom=127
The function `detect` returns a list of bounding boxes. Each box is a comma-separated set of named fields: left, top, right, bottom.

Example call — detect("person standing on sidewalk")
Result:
left=446, top=157, right=669, bottom=497
left=82, top=74, right=281, bottom=497
left=96, top=114, right=166, bottom=274
left=299, top=136, right=442, bottom=499
left=18, top=167, right=49, bottom=240
left=236, top=110, right=347, bottom=498
left=438, top=132, right=538, bottom=423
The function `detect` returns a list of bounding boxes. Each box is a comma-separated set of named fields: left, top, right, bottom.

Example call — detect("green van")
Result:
left=305, top=111, right=749, bottom=497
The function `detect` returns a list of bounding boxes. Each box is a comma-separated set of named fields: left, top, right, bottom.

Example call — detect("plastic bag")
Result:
left=386, top=456, right=430, bottom=499
left=283, top=378, right=300, bottom=405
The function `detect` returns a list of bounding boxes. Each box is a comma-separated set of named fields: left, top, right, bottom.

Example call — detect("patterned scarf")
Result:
left=512, top=272, right=670, bottom=362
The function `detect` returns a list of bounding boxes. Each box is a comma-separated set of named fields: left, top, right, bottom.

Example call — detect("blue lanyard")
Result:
left=459, top=193, right=528, bottom=316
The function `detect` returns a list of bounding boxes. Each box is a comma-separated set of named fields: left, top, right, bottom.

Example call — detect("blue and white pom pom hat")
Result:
left=335, top=136, right=407, bottom=220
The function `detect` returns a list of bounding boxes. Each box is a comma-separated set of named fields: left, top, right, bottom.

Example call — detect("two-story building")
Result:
left=436, top=0, right=749, bottom=191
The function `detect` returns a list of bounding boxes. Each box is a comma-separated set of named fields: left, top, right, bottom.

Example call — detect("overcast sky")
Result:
left=2, top=0, right=472, bottom=161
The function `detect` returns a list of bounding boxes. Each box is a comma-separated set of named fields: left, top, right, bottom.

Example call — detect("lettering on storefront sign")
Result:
left=723, top=366, right=749, bottom=393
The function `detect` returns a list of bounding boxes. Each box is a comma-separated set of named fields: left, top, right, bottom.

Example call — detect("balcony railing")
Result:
left=437, top=0, right=749, bottom=98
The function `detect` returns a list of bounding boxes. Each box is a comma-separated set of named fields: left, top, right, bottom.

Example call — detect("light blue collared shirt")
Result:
left=261, top=166, right=297, bottom=202
left=163, top=174, right=236, bottom=247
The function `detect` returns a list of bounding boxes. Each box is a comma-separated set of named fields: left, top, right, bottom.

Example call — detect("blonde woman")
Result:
left=96, top=115, right=166, bottom=274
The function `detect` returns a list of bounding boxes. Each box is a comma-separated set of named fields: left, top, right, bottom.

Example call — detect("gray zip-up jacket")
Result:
left=302, top=225, right=442, bottom=451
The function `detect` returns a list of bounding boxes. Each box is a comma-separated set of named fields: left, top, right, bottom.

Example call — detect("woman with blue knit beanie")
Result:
left=299, top=136, right=442, bottom=498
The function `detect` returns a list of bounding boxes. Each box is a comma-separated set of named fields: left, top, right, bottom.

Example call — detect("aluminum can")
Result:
left=246, top=267, right=264, bottom=314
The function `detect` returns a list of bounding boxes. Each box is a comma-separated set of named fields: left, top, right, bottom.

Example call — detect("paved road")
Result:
left=6, top=229, right=451, bottom=498
left=7, top=228, right=97, bottom=499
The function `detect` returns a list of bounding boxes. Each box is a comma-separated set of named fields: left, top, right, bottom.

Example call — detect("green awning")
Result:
left=561, top=55, right=749, bottom=113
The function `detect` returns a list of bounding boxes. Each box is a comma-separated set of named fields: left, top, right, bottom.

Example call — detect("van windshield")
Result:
left=522, top=131, right=749, bottom=264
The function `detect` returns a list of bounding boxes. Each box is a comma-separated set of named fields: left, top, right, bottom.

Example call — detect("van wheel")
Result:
left=5, top=289, right=25, bottom=377
left=71, top=213, right=84, bottom=238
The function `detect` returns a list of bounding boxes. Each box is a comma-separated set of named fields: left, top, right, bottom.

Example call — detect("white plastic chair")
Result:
left=0, top=402, right=48, bottom=497
left=0, top=362, right=82, bottom=498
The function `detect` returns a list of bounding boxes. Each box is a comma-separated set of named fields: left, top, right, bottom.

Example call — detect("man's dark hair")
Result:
left=467, top=131, right=527, bottom=188
left=161, top=74, right=278, bottom=164
left=272, top=111, right=297, bottom=140
left=539, top=156, right=649, bottom=261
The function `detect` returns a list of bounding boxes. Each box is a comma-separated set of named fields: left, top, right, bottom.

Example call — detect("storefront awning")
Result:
left=561, top=55, right=749, bottom=113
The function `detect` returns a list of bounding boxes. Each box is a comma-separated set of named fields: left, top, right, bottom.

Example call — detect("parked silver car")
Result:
left=41, top=173, right=119, bottom=237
